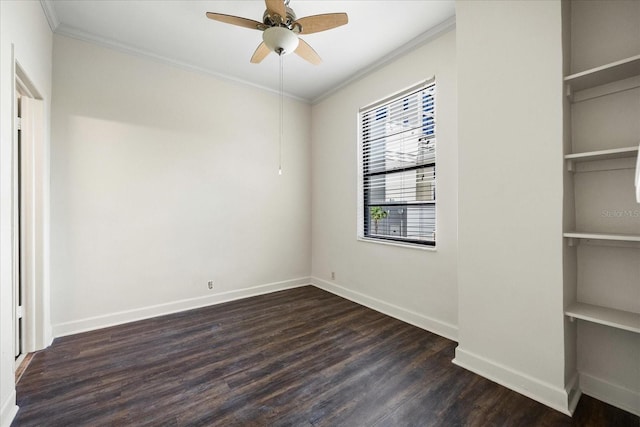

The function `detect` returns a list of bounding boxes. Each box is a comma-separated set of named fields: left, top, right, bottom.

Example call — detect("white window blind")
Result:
left=359, top=80, right=436, bottom=246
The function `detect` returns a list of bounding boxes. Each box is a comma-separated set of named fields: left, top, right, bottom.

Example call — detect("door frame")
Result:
left=13, top=62, right=50, bottom=371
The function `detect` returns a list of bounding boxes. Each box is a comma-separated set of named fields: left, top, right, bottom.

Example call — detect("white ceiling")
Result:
left=43, top=0, right=456, bottom=102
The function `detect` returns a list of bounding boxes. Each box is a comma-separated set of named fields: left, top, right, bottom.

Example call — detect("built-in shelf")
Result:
left=566, top=302, right=640, bottom=334
left=564, top=54, right=640, bottom=92
left=565, top=146, right=639, bottom=162
left=565, top=146, right=639, bottom=171
left=564, top=232, right=640, bottom=242
left=563, top=4, right=640, bottom=414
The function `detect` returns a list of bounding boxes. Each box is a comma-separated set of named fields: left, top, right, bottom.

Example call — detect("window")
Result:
left=358, top=79, right=436, bottom=247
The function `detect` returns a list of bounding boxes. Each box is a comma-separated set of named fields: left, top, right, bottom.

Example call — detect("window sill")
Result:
left=357, top=237, right=437, bottom=251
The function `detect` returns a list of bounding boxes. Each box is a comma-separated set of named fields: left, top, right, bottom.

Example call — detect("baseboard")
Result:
left=310, top=276, right=458, bottom=341
left=44, top=323, right=54, bottom=348
left=580, top=372, right=640, bottom=416
left=453, top=347, right=571, bottom=416
left=1, top=390, right=18, bottom=427
left=52, top=277, right=311, bottom=337
left=566, top=372, right=582, bottom=415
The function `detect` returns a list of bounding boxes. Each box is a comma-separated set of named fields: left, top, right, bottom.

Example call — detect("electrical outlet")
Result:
left=207, top=280, right=214, bottom=290
left=331, top=272, right=335, bottom=280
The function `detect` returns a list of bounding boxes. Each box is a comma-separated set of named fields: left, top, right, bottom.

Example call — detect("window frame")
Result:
left=357, top=78, right=437, bottom=249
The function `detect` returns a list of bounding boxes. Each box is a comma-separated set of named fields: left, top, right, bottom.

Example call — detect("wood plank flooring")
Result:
left=13, top=286, right=639, bottom=426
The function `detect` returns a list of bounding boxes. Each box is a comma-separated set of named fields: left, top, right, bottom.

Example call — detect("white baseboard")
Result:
left=1, top=390, right=18, bottom=427
left=580, top=372, right=640, bottom=416
left=566, top=372, right=582, bottom=415
left=311, top=276, right=458, bottom=341
left=52, top=277, right=311, bottom=337
left=453, top=347, right=572, bottom=416
left=44, top=323, right=54, bottom=348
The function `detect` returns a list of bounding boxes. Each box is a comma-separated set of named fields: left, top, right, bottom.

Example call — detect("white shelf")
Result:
left=566, top=302, right=640, bottom=334
left=565, top=146, right=639, bottom=171
left=565, top=146, right=639, bottom=163
left=564, top=54, right=640, bottom=92
left=564, top=232, right=640, bottom=242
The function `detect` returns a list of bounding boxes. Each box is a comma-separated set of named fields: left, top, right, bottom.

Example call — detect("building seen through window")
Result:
left=360, top=81, right=436, bottom=246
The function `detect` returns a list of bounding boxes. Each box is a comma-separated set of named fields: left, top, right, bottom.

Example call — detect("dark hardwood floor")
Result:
left=13, top=286, right=639, bottom=426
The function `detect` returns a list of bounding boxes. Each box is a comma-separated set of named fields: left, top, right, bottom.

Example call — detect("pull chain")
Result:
left=278, top=51, right=284, bottom=176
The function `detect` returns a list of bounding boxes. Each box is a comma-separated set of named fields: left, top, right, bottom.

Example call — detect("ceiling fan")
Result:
left=206, top=0, right=348, bottom=65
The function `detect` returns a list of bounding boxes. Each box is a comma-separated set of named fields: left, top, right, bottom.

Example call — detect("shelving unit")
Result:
left=562, top=1, right=640, bottom=414
left=562, top=51, right=640, bottom=328
left=562, top=60, right=640, bottom=325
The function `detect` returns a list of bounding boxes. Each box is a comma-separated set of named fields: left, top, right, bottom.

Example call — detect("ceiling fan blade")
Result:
left=251, top=42, right=271, bottom=64
left=206, top=12, right=264, bottom=30
left=294, top=13, right=348, bottom=35
left=265, top=0, right=287, bottom=18
left=295, top=38, right=322, bottom=65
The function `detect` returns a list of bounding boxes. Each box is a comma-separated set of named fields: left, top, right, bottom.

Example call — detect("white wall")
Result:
left=310, top=28, right=458, bottom=340
left=50, top=35, right=311, bottom=335
left=0, top=2, right=52, bottom=426
left=455, top=0, right=569, bottom=414
left=570, top=0, right=640, bottom=73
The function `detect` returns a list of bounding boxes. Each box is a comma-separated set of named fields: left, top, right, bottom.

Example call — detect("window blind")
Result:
left=359, top=80, right=436, bottom=246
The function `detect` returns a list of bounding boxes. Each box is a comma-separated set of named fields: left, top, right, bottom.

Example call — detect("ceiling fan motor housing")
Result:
left=263, top=6, right=296, bottom=28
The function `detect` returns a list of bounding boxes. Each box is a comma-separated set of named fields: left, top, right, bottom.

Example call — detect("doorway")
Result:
left=13, top=63, right=47, bottom=377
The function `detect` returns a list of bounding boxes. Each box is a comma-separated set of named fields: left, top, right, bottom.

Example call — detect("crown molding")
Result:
left=39, top=0, right=60, bottom=31
left=52, top=23, right=310, bottom=104
left=311, top=15, right=456, bottom=105
left=44, top=4, right=454, bottom=105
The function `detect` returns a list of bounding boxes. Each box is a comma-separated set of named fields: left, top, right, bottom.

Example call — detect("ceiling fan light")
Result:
left=262, top=27, right=299, bottom=55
